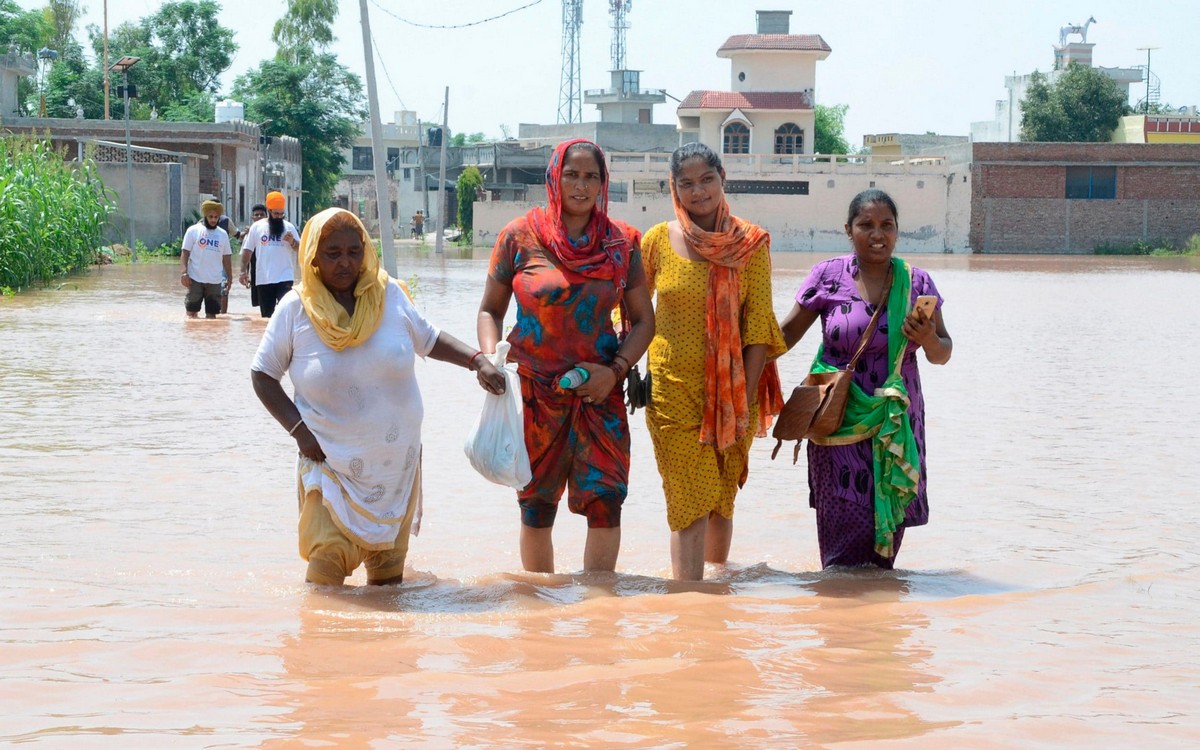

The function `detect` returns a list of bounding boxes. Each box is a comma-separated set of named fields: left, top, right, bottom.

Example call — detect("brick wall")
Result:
left=971, top=143, right=1200, bottom=252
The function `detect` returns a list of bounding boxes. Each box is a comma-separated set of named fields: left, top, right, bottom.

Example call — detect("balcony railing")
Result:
left=605, top=151, right=952, bottom=176
left=583, top=88, right=668, bottom=98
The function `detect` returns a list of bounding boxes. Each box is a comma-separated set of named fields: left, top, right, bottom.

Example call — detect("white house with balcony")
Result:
left=676, top=10, right=830, bottom=156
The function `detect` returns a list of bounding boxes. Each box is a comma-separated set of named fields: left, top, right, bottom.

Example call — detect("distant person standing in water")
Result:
left=238, top=203, right=268, bottom=310
left=180, top=199, right=232, bottom=319
left=239, top=191, right=299, bottom=318
left=780, top=189, right=953, bottom=569
left=216, top=209, right=239, bottom=315
left=411, top=209, right=424, bottom=240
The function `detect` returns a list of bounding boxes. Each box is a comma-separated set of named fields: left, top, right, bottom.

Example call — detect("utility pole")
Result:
left=103, top=0, right=109, bottom=119
left=435, top=86, right=449, bottom=255
left=358, top=0, right=396, bottom=276
left=417, top=120, right=430, bottom=224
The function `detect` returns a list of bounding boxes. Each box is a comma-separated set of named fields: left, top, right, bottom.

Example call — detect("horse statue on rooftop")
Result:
left=1059, top=16, right=1097, bottom=47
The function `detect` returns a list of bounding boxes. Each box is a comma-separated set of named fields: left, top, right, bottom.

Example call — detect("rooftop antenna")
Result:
left=609, top=0, right=630, bottom=71
left=557, top=0, right=583, bottom=124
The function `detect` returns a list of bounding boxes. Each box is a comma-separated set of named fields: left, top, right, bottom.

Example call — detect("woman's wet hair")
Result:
left=563, top=141, right=607, bottom=184
left=669, top=142, right=723, bottom=177
left=847, top=188, right=899, bottom=225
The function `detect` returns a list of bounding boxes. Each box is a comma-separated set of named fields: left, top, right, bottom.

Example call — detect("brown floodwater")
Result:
left=2, top=251, right=1198, bottom=748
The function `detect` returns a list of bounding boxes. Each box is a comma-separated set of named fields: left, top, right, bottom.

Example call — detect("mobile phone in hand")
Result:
left=913, top=295, right=937, bottom=319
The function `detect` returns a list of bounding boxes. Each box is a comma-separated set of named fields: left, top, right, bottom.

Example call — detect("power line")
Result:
left=371, top=33, right=407, bottom=112
left=368, top=0, right=543, bottom=30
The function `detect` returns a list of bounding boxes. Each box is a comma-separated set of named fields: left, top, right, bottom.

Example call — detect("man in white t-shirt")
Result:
left=238, top=190, right=299, bottom=318
left=180, top=199, right=233, bottom=319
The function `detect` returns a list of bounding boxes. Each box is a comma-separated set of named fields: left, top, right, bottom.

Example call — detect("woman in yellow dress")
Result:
left=642, top=142, right=785, bottom=580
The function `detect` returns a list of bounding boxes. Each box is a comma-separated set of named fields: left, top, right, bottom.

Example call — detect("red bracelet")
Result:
left=611, top=354, right=630, bottom=378
left=468, top=351, right=485, bottom=370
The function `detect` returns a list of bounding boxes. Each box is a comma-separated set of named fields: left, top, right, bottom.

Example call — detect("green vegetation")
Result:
left=814, top=103, right=851, bottom=155
left=40, top=0, right=236, bottom=121
left=232, top=57, right=366, bottom=222
left=450, top=132, right=488, bottom=148
left=456, top=165, right=483, bottom=244
left=0, top=137, right=114, bottom=290
left=1094, top=235, right=1200, bottom=256
left=1020, top=64, right=1129, bottom=142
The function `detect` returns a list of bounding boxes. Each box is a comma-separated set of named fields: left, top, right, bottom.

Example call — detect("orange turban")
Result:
left=265, top=191, right=286, bottom=211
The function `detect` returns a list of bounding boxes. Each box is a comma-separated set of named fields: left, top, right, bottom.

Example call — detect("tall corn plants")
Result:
left=0, top=137, right=115, bottom=292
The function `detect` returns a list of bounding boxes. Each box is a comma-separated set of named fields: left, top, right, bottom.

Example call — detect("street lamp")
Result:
left=36, top=47, right=58, bottom=117
left=110, top=55, right=140, bottom=260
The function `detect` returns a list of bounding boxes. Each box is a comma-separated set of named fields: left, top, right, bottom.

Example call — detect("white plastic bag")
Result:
left=463, top=341, right=531, bottom=489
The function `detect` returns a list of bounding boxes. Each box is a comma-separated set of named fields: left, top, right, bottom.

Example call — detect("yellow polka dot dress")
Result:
left=641, top=223, right=786, bottom=532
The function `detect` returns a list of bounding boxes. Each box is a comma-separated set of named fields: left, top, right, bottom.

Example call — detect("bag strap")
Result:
left=845, top=264, right=894, bottom=371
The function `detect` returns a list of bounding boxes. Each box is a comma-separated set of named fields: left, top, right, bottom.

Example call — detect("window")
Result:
left=774, top=123, right=804, bottom=154
left=723, top=122, right=750, bottom=154
left=352, top=146, right=373, bottom=171
left=1065, top=166, right=1116, bottom=199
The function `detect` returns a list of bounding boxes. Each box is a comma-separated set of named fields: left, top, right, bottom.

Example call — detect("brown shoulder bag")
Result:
left=771, top=267, right=893, bottom=462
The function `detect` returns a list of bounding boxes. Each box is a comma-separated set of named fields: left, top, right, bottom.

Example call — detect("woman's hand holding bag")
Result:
left=463, top=342, right=532, bottom=489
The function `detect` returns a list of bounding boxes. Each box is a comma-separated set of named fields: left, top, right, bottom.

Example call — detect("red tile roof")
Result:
left=718, top=34, right=832, bottom=53
left=677, top=90, right=815, bottom=111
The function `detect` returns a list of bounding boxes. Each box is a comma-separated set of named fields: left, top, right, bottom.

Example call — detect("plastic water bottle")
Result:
left=558, top=366, right=589, bottom=389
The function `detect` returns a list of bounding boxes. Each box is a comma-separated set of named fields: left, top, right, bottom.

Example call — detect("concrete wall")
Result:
left=726, top=52, right=819, bottom=92
left=518, top=123, right=679, bottom=153
left=98, top=159, right=201, bottom=249
left=971, top=142, right=1200, bottom=253
left=473, top=155, right=972, bottom=254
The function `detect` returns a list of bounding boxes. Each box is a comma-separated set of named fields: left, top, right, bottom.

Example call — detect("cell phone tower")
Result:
left=610, top=0, right=630, bottom=71
left=557, top=0, right=584, bottom=124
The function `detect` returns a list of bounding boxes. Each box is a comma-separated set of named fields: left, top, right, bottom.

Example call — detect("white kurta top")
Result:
left=243, top=218, right=300, bottom=284
left=252, top=282, right=439, bottom=548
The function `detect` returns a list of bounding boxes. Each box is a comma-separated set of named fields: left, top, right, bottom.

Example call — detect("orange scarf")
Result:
left=670, top=182, right=783, bottom=451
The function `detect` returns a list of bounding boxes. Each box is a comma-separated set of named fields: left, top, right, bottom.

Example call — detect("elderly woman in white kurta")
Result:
left=252, top=207, right=506, bottom=586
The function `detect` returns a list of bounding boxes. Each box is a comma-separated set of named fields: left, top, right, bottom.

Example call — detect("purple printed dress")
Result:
left=796, top=255, right=943, bottom=569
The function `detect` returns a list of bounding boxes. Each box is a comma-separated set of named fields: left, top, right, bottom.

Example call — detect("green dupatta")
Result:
left=809, top=257, right=921, bottom=558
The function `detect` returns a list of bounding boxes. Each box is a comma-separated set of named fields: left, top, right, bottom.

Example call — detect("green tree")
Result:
left=42, top=0, right=83, bottom=53
left=0, top=0, right=48, bottom=53
left=42, top=40, right=105, bottom=118
left=89, top=1, right=235, bottom=119
left=814, top=103, right=851, bottom=154
left=273, top=0, right=337, bottom=64
left=456, top=165, right=483, bottom=242
left=450, top=132, right=488, bottom=147
left=1, top=0, right=52, bottom=114
left=233, top=54, right=367, bottom=220
left=1020, top=64, right=1130, bottom=142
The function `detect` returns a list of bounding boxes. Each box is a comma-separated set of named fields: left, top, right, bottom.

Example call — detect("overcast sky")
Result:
left=38, top=0, right=1200, bottom=146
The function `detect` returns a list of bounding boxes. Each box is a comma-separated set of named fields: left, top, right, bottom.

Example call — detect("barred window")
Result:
left=723, top=122, right=750, bottom=154
left=774, top=123, right=804, bottom=154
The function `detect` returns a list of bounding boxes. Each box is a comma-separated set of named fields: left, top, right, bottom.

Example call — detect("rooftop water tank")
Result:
left=215, top=99, right=244, bottom=123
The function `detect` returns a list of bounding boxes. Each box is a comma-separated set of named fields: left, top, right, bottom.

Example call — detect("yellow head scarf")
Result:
left=297, top=208, right=389, bottom=351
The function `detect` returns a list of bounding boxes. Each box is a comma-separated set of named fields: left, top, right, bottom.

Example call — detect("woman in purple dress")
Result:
left=780, top=189, right=953, bottom=569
